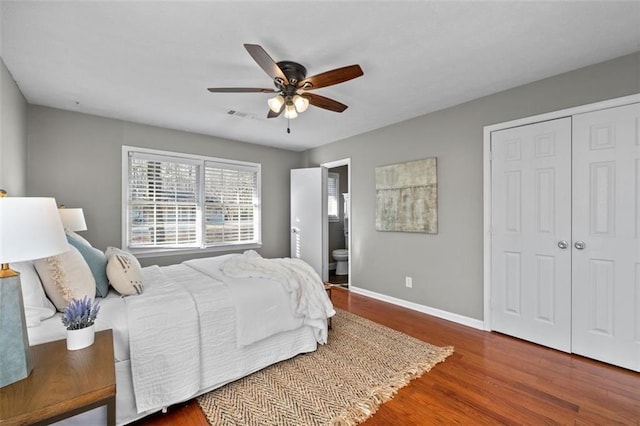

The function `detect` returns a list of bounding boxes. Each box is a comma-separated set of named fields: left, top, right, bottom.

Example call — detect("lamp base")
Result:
left=0, top=274, right=33, bottom=388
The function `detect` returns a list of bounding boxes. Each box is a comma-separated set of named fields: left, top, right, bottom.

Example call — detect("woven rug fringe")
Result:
left=331, top=347, right=454, bottom=426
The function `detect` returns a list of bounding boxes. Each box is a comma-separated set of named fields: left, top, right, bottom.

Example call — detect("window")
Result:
left=123, top=146, right=261, bottom=256
left=328, top=172, right=340, bottom=222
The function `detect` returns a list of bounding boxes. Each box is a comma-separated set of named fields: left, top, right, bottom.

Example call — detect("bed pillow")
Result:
left=65, top=229, right=92, bottom=247
left=105, top=246, right=142, bottom=267
left=33, top=244, right=96, bottom=311
left=11, top=261, right=56, bottom=326
left=105, top=248, right=144, bottom=296
left=67, top=235, right=109, bottom=298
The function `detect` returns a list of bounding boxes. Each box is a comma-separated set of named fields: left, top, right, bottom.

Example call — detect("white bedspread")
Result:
left=184, top=255, right=302, bottom=346
left=124, top=254, right=334, bottom=415
left=125, top=265, right=201, bottom=413
left=186, top=251, right=335, bottom=345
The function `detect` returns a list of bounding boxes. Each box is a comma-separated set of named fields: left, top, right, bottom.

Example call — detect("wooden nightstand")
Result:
left=0, top=329, right=116, bottom=426
left=325, top=284, right=333, bottom=330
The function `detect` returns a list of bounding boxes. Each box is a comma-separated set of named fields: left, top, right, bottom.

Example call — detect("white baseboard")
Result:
left=349, top=286, right=485, bottom=330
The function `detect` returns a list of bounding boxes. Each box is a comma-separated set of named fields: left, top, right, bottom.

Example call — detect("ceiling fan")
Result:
left=207, top=44, right=364, bottom=122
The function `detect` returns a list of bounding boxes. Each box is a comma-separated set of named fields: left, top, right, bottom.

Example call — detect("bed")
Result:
left=21, top=243, right=335, bottom=425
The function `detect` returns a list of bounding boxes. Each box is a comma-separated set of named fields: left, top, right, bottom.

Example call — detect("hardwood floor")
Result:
left=136, top=287, right=640, bottom=425
left=327, top=270, right=348, bottom=285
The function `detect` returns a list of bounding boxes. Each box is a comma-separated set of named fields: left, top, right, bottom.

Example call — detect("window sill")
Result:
left=129, top=242, right=262, bottom=259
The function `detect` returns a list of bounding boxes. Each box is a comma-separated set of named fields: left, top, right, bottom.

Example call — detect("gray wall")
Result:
left=304, top=52, right=640, bottom=321
left=27, top=106, right=303, bottom=266
left=0, top=56, right=27, bottom=195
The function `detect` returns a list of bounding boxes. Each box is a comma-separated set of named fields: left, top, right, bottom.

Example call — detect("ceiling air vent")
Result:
left=227, top=110, right=255, bottom=119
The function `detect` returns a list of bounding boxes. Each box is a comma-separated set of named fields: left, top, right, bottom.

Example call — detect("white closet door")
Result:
left=572, top=102, right=640, bottom=372
left=491, top=118, right=572, bottom=352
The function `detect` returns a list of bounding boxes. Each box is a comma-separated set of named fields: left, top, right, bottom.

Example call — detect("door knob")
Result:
left=557, top=240, right=568, bottom=249
left=574, top=241, right=586, bottom=250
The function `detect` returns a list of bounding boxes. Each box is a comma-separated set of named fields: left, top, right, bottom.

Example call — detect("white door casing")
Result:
left=490, top=118, right=572, bottom=352
left=290, top=167, right=328, bottom=281
left=571, top=102, right=640, bottom=371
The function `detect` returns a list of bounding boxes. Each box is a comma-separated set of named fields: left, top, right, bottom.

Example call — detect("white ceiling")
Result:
left=1, top=1, right=639, bottom=151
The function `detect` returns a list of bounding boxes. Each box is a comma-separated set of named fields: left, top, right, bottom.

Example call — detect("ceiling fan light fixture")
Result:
left=267, top=94, right=285, bottom=113
left=283, top=103, right=298, bottom=119
left=292, top=95, right=309, bottom=113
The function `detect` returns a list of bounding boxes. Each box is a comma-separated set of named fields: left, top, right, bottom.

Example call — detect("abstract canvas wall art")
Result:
left=375, top=157, right=438, bottom=233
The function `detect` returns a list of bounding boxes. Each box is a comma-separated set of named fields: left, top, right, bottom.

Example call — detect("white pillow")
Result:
left=106, top=250, right=144, bottom=296
left=105, top=246, right=142, bottom=268
left=11, top=261, right=56, bottom=326
left=33, top=244, right=96, bottom=311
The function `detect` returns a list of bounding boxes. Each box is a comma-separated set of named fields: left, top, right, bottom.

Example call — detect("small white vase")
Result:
left=66, top=324, right=95, bottom=350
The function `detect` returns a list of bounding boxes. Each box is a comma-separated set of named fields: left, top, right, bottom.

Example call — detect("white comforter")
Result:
left=125, top=253, right=333, bottom=414
left=223, top=250, right=335, bottom=343
left=185, top=250, right=335, bottom=345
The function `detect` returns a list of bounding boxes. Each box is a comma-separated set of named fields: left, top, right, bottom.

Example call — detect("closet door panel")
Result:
left=490, top=117, right=572, bottom=352
left=572, top=102, right=640, bottom=372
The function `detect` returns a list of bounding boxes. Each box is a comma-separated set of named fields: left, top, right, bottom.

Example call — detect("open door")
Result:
left=291, top=167, right=328, bottom=281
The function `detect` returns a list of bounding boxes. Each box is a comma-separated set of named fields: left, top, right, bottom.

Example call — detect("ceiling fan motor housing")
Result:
left=275, top=61, right=307, bottom=95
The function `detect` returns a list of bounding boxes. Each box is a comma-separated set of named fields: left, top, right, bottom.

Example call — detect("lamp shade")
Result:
left=58, top=207, right=87, bottom=232
left=283, top=103, right=298, bottom=119
left=0, top=197, right=68, bottom=264
left=292, top=94, right=309, bottom=113
left=267, top=95, right=285, bottom=113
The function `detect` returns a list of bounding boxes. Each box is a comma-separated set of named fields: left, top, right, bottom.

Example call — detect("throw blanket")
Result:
left=125, top=265, right=200, bottom=413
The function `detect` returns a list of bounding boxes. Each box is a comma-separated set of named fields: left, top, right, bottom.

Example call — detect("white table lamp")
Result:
left=0, top=194, right=68, bottom=388
left=58, top=207, right=87, bottom=232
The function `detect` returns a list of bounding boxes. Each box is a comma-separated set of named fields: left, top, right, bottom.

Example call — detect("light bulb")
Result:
left=292, top=94, right=309, bottom=113
left=267, top=95, right=285, bottom=113
left=283, top=104, right=298, bottom=119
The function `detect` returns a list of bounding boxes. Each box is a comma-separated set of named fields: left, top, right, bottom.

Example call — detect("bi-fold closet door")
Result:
left=490, top=102, right=640, bottom=372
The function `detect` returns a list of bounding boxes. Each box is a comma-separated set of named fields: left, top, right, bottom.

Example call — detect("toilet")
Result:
left=332, top=220, right=349, bottom=276
left=332, top=248, right=349, bottom=275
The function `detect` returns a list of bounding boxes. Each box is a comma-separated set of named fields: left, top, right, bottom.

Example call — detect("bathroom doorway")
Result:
left=322, top=158, right=350, bottom=287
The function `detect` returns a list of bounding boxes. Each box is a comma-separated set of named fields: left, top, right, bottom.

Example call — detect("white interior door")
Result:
left=290, top=167, right=328, bottom=281
left=571, top=102, right=640, bottom=371
left=490, top=117, right=572, bottom=352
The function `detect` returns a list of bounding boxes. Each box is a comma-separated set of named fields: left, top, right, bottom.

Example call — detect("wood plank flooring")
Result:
left=136, top=287, right=640, bottom=425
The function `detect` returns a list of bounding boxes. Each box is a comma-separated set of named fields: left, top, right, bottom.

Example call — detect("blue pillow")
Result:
left=66, top=234, right=110, bottom=297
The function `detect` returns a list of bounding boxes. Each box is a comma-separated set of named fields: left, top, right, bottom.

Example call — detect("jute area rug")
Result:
left=197, top=309, right=454, bottom=425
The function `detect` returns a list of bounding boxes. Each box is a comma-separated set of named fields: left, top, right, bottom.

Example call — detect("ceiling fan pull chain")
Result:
left=287, top=117, right=291, bottom=134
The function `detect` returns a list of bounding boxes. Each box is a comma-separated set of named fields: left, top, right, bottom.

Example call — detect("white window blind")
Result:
left=328, top=172, right=339, bottom=222
left=204, top=163, right=258, bottom=245
left=124, top=147, right=261, bottom=254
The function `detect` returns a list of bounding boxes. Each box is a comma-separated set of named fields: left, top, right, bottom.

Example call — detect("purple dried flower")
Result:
left=61, top=296, right=100, bottom=330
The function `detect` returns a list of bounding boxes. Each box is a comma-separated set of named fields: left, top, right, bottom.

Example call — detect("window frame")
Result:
left=327, top=172, right=340, bottom=223
left=122, top=145, right=262, bottom=258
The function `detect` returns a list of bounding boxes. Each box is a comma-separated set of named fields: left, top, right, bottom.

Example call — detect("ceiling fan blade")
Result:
left=303, top=93, right=348, bottom=113
left=207, top=87, right=276, bottom=93
left=267, top=107, right=283, bottom=119
left=298, top=65, right=363, bottom=90
left=244, top=44, right=289, bottom=86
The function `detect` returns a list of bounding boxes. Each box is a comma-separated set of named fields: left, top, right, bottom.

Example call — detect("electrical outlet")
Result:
left=405, top=276, right=412, bottom=288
